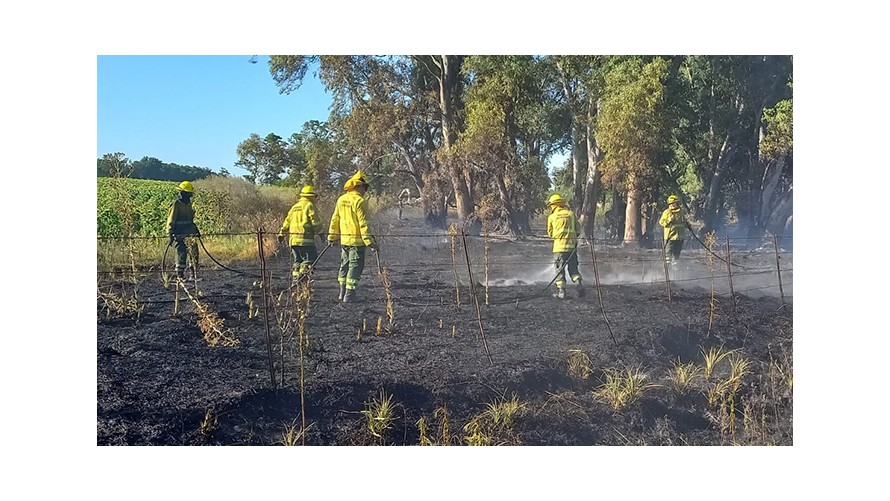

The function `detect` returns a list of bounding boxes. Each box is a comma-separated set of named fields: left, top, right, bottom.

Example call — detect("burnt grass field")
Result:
left=97, top=210, right=793, bottom=446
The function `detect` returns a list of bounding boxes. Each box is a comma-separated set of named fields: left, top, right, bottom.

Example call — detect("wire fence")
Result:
left=98, top=228, right=793, bottom=391
left=97, top=230, right=793, bottom=305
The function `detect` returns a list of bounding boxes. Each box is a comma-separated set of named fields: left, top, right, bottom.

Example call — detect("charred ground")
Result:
left=97, top=211, right=792, bottom=446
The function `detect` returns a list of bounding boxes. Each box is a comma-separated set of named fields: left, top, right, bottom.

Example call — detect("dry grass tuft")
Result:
left=97, top=289, right=144, bottom=321
left=668, top=358, right=702, bottom=395
left=360, top=389, right=399, bottom=444
left=179, top=281, right=240, bottom=347
left=463, top=393, right=527, bottom=446
left=701, top=345, right=736, bottom=379
left=566, top=349, right=592, bottom=380
left=593, top=364, right=659, bottom=411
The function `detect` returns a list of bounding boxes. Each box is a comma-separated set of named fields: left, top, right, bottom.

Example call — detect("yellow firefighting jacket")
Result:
left=328, top=190, right=374, bottom=247
left=659, top=207, right=686, bottom=241
left=165, top=197, right=197, bottom=236
left=279, top=197, right=324, bottom=247
left=547, top=206, right=580, bottom=253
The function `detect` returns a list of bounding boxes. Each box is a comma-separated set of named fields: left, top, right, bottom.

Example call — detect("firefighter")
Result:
left=165, top=181, right=200, bottom=279
left=328, top=171, right=377, bottom=303
left=546, top=194, right=584, bottom=299
left=659, top=194, right=687, bottom=266
left=278, top=185, right=325, bottom=284
left=397, top=187, right=411, bottom=220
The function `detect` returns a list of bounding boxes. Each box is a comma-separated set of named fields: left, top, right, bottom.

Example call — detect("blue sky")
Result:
left=98, top=55, right=333, bottom=176
left=98, top=55, right=569, bottom=178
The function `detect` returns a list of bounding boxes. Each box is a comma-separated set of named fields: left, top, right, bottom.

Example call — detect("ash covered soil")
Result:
left=97, top=210, right=792, bottom=446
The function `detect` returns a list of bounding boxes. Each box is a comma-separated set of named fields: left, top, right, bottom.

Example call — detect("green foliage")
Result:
left=236, top=132, right=294, bottom=185
left=261, top=55, right=792, bottom=232
left=97, top=176, right=293, bottom=237
left=761, top=98, right=793, bottom=161
left=459, top=56, right=563, bottom=225
left=596, top=57, right=671, bottom=190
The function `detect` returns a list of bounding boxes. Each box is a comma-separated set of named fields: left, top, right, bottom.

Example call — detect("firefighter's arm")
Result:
left=165, top=203, right=177, bottom=236
left=658, top=209, right=670, bottom=228
left=546, top=214, right=554, bottom=239
left=279, top=206, right=294, bottom=237
left=327, top=204, right=340, bottom=242
left=356, top=199, right=375, bottom=247
left=308, top=204, right=324, bottom=236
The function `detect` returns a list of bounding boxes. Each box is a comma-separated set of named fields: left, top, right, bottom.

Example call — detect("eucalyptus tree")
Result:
left=235, top=132, right=290, bottom=185
left=752, top=91, right=792, bottom=237
left=596, top=57, right=672, bottom=245
left=671, top=55, right=792, bottom=236
left=456, top=55, right=565, bottom=235
left=551, top=55, right=613, bottom=238
left=268, top=55, right=480, bottom=228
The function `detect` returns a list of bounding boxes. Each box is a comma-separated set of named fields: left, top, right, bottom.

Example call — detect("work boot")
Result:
left=342, top=288, right=356, bottom=303
left=576, top=280, right=585, bottom=298
left=552, top=287, right=565, bottom=300
left=338, top=283, right=347, bottom=302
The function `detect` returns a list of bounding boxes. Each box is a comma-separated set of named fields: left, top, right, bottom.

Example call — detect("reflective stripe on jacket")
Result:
left=165, top=198, right=197, bottom=236
left=328, top=190, right=374, bottom=247
left=659, top=207, right=686, bottom=241
left=547, top=206, right=579, bottom=253
left=279, top=197, right=323, bottom=247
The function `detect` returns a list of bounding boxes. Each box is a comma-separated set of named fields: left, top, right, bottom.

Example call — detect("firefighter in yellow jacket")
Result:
left=328, top=171, right=377, bottom=303
left=659, top=194, right=687, bottom=266
left=546, top=194, right=584, bottom=299
left=278, top=185, right=325, bottom=283
left=165, top=181, right=200, bottom=279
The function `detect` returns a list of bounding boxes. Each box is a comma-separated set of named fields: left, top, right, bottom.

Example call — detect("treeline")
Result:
left=97, top=153, right=217, bottom=182
left=237, top=55, right=792, bottom=243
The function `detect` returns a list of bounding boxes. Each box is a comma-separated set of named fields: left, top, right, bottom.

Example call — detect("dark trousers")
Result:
left=175, top=236, right=199, bottom=276
left=665, top=239, right=684, bottom=262
left=338, top=246, right=366, bottom=290
left=291, top=245, right=318, bottom=277
left=554, top=250, right=581, bottom=288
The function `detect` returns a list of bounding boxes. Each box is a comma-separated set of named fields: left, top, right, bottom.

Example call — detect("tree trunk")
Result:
left=513, top=210, right=531, bottom=235
left=436, top=55, right=474, bottom=229
left=640, top=198, right=657, bottom=249
left=701, top=134, right=737, bottom=234
left=766, top=187, right=793, bottom=238
left=623, top=184, right=642, bottom=245
left=557, top=63, right=585, bottom=205
left=578, top=97, right=603, bottom=238
left=494, top=174, right=521, bottom=236
left=423, top=193, right=448, bottom=228
left=605, top=190, right=626, bottom=241
left=757, top=156, right=785, bottom=230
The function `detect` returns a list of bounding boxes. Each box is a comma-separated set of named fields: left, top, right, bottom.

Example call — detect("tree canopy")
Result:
left=239, top=55, right=793, bottom=240
left=97, top=153, right=214, bottom=182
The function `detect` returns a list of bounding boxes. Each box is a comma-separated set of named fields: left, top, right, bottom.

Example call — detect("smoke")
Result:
left=485, top=254, right=792, bottom=301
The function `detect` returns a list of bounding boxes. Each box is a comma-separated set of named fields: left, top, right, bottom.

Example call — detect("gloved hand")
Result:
left=368, top=241, right=379, bottom=251
left=168, top=234, right=175, bottom=245
left=277, top=235, right=286, bottom=244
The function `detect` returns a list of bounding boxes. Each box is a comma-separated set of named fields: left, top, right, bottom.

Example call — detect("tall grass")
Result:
left=98, top=176, right=295, bottom=272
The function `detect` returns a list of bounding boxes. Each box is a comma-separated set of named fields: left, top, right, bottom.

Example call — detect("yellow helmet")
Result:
left=547, top=194, right=565, bottom=206
left=667, top=194, right=679, bottom=204
left=300, top=185, right=317, bottom=198
left=344, top=178, right=356, bottom=191
left=177, top=181, right=195, bottom=193
left=351, top=170, right=368, bottom=186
